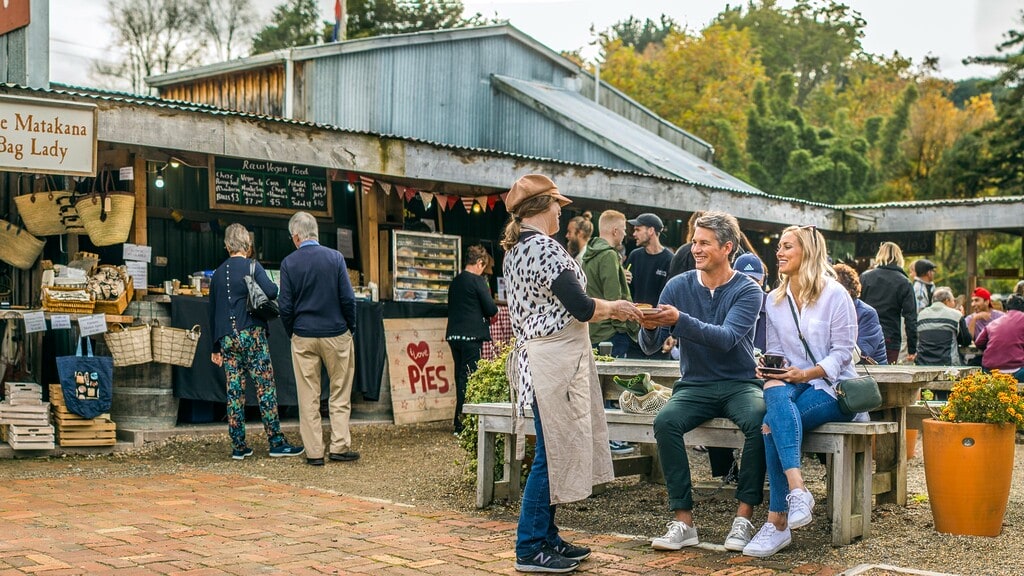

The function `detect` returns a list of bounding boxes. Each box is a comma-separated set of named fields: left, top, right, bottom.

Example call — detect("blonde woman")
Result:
left=743, top=226, right=858, bottom=558
left=859, top=241, right=917, bottom=364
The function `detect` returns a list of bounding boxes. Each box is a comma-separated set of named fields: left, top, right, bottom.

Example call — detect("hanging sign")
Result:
left=209, top=156, right=332, bottom=217
left=0, top=95, right=97, bottom=176
left=383, top=318, right=455, bottom=425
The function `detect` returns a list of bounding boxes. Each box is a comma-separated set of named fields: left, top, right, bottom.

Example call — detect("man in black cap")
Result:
left=912, top=259, right=937, bottom=313
left=625, top=213, right=674, bottom=359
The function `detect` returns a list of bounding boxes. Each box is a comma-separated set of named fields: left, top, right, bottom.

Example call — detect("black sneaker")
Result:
left=550, top=541, right=591, bottom=561
left=514, top=548, right=579, bottom=573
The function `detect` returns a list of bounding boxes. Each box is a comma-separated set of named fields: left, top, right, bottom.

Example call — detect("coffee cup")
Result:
left=762, top=354, right=786, bottom=369
left=163, top=280, right=174, bottom=294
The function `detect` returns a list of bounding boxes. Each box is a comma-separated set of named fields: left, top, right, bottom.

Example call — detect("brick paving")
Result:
left=0, top=472, right=843, bottom=575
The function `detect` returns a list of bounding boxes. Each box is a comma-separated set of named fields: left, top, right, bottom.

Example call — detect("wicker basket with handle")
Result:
left=151, top=321, right=201, bottom=367
left=103, top=323, right=152, bottom=367
left=0, top=219, right=45, bottom=270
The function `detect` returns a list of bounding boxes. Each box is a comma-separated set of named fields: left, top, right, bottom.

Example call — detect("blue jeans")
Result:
left=515, top=404, right=569, bottom=557
left=763, top=383, right=854, bottom=512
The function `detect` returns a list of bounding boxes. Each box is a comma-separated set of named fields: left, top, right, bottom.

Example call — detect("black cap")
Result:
left=914, top=259, right=937, bottom=276
left=627, top=213, right=664, bottom=232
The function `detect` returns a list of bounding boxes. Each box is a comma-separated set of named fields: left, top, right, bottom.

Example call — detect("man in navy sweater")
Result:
left=640, top=211, right=766, bottom=553
left=279, top=211, right=359, bottom=467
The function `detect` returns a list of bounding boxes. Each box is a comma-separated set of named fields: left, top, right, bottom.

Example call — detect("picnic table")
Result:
left=593, top=359, right=978, bottom=506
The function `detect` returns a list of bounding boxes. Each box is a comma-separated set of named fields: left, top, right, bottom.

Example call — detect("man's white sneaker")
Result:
left=651, top=520, right=699, bottom=550
left=787, top=488, right=815, bottom=529
left=742, top=522, right=792, bottom=558
left=723, top=516, right=755, bottom=551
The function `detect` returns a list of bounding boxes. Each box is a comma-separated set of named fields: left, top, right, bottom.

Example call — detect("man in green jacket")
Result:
left=581, top=209, right=638, bottom=357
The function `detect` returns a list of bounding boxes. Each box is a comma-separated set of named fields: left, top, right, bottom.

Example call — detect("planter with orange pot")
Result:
left=922, top=418, right=1015, bottom=536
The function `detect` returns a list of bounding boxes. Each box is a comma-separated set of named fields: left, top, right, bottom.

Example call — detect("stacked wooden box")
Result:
left=48, top=384, right=117, bottom=446
left=0, top=382, right=55, bottom=450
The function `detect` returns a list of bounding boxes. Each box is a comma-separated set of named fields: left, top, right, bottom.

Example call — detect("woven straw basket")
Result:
left=151, top=322, right=201, bottom=367
left=104, top=323, right=152, bottom=367
left=0, top=219, right=45, bottom=270
left=15, top=191, right=73, bottom=236
left=75, top=191, right=135, bottom=246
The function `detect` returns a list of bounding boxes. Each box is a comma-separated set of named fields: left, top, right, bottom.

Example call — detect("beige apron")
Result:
left=511, top=319, right=614, bottom=505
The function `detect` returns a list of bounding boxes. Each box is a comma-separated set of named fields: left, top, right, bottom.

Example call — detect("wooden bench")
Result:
left=463, top=402, right=898, bottom=546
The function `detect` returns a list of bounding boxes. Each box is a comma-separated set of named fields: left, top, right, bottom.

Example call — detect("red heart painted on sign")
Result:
left=407, top=341, right=430, bottom=369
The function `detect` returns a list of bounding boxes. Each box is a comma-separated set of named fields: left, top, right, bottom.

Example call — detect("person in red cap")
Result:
left=966, top=287, right=1004, bottom=343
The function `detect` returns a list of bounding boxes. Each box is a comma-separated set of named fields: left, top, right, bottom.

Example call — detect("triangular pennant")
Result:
left=446, top=195, right=459, bottom=210
left=403, top=187, right=417, bottom=202
left=328, top=169, right=339, bottom=180
left=434, top=193, right=448, bottom=210
left=462, top=197, right=476, bottom=213
left=499, top=192, right=509, bottom=204
left=346, top=172, right=359, bottom=184
left=487, top=195, right=498, bottom=210
left=419, top=191, right=434, bottom=207
left=384, top=182, right=394, bottom=195
left=479, top=198, right=488, bottom=212
left=359, top=175, right=374, bottom=195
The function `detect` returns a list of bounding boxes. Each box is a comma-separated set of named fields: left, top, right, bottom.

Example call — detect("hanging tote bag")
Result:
left=75, top=170, right=134, bottom=246
left=245, top=260, right=279, bottom=321
left=56, top=337, right=114, bottom=419
left=104, top=323, right=153, bottom=367
left=151, top=321, right=202, bottom=367
left=0, top=218, right=45, bottom=270
left=15, top=176, right=74, bottom=236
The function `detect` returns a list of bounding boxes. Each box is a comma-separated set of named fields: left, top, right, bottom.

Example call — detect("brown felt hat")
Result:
left=505, top=174, right=572, bottom=212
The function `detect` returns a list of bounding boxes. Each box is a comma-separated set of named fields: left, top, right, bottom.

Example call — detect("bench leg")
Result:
left=506, top=432, right=522, bottom=503
left=829, top=439, right=855, bottom=546
left=859, top=436, right=873, bottom=541
left=476, top=424, right=496, bottom=509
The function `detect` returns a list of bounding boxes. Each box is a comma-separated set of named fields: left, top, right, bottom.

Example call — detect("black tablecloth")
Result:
left=171, top=296, right=385, bottom=405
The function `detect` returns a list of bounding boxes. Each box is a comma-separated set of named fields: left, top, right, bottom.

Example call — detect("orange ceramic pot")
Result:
left=906, top=428, right=918, bottom=459
left=922, top=419, right=1015, bottom=536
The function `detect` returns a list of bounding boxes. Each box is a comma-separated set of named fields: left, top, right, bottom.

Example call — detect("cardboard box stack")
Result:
left=0, top=382, right=55, bottom=450
left=48, top=384, right=117, bottom=446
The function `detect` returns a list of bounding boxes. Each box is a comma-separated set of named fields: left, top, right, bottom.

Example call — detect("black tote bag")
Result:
left=56, top=337, right=113, bottom=419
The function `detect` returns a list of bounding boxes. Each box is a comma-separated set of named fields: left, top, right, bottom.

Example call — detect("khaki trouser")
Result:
left=291, top=332, right=354, bottom=459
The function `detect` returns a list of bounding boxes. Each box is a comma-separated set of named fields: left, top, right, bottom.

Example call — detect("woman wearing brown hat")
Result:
left=501, top=174, right=643, bottom=573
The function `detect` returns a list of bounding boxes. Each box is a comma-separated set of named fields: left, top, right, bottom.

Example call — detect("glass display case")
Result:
left=392, top=230, right=461, bottom=303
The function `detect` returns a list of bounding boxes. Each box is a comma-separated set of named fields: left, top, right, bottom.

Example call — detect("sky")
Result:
left=48, top=0, right=1023, bottom=90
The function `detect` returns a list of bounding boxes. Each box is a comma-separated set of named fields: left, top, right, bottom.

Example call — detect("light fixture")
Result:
left=763, top=235, right=771, bottom=245
left=472, top=202, right=481, bottom=213
left=154, top=164, right=166, bottom=188
left=169, top=157, right=181, bottom=168
left=346, top=183, right=355, bottom=193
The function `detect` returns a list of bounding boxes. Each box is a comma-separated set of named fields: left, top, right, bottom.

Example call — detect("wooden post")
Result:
left=966, top=231, right=977, bottom=297
left=132, top=154, right=147, bottom=246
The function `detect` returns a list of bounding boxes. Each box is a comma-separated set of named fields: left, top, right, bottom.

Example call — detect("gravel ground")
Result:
left=0, top=421, right=1018, bottom=575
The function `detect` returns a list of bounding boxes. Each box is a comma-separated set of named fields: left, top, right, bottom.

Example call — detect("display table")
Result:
left=482, top=305, right=511, bottom=360
left=170, top=296, right=385, bottom=406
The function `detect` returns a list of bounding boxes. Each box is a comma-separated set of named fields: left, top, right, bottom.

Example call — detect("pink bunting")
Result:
left=419, top=191, right=434, bottom=207
left=446, top=195, right=459, bottom=210
left=434, top=193, right=448, bottom=210
left=346, top=172, right=359, bottom=184
left=359, top=175, right=374, bottom=195
left=487, top=195, right=498, bottom=210
left=462, top=197, right=476, bottom=213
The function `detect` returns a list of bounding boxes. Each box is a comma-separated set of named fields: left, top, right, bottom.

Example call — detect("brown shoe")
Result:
left=329, top=451, right=360, bottom=462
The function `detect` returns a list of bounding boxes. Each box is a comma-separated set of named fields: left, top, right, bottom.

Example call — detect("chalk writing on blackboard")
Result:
left=209, top=157, right=332, bottom=217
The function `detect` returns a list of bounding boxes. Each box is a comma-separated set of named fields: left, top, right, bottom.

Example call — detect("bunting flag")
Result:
left=346, top=172, right=359, bottom=184
left=403, top=187, right=417, bottom=202
left=434, top=193, right=448, bottom=209
left=499, top=192, right=509, bottom=204
left=419, top=191, right=434, bottom=207
left=487, top=195, right=498, bottom=211
left=462, top=197, right=476, bottom=213
left=328, top=169, right=338, bottom=180
left=446, top=195, right=459, bottom=210
left=359, top=175, right=374, bottom=195
left=384, top=182, right=394, bottom=195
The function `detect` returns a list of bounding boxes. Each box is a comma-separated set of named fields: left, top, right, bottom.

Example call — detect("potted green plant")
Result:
left=923, top=370, right=1024, bottom=536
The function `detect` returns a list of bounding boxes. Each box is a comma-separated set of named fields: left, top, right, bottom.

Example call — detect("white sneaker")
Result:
left=651, top=520, right=699, bottom=550
left=786, top=488, right=815, bottom=529
left=723, top=516, right=755, bottom=551
left=742, top=522, right=792, bottom=558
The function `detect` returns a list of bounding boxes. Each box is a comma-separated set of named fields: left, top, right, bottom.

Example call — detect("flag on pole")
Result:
left=332, top=0, right=343, bottom=42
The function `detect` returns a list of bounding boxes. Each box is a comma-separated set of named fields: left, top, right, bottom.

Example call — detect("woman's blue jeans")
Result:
left=763, top=383, right=853, bottom=512
left=515, top=403, right=567, bottom=557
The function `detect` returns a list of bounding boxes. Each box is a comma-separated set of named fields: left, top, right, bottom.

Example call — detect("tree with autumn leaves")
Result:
left=594, top=0, right=1002, bottom=205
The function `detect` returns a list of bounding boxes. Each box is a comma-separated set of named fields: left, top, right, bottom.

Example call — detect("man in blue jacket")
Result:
left=279, top=211, right=359, bottom=466
left=640, top=211, right=765, bottom=553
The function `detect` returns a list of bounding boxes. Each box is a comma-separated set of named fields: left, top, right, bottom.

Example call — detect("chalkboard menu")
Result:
left=209, top=156, right=332, bottom=217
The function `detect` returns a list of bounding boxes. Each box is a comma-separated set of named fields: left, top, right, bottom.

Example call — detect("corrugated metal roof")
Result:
left=838, top=196, right=1024, bottom=209
left=491, top=74, right=766, bottom=197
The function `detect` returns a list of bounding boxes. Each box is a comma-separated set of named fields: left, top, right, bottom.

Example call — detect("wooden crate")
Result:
left=0, top=402, right=51, bottom=426
left=4, top=382, right=42, bottom=397
left=5, top=424, right=55, bottom=450
left=94, top=275, right=134, bottom=315
left=42, top=286, right=96, bottom=314
left=48, top=384, right=116, bottom=446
